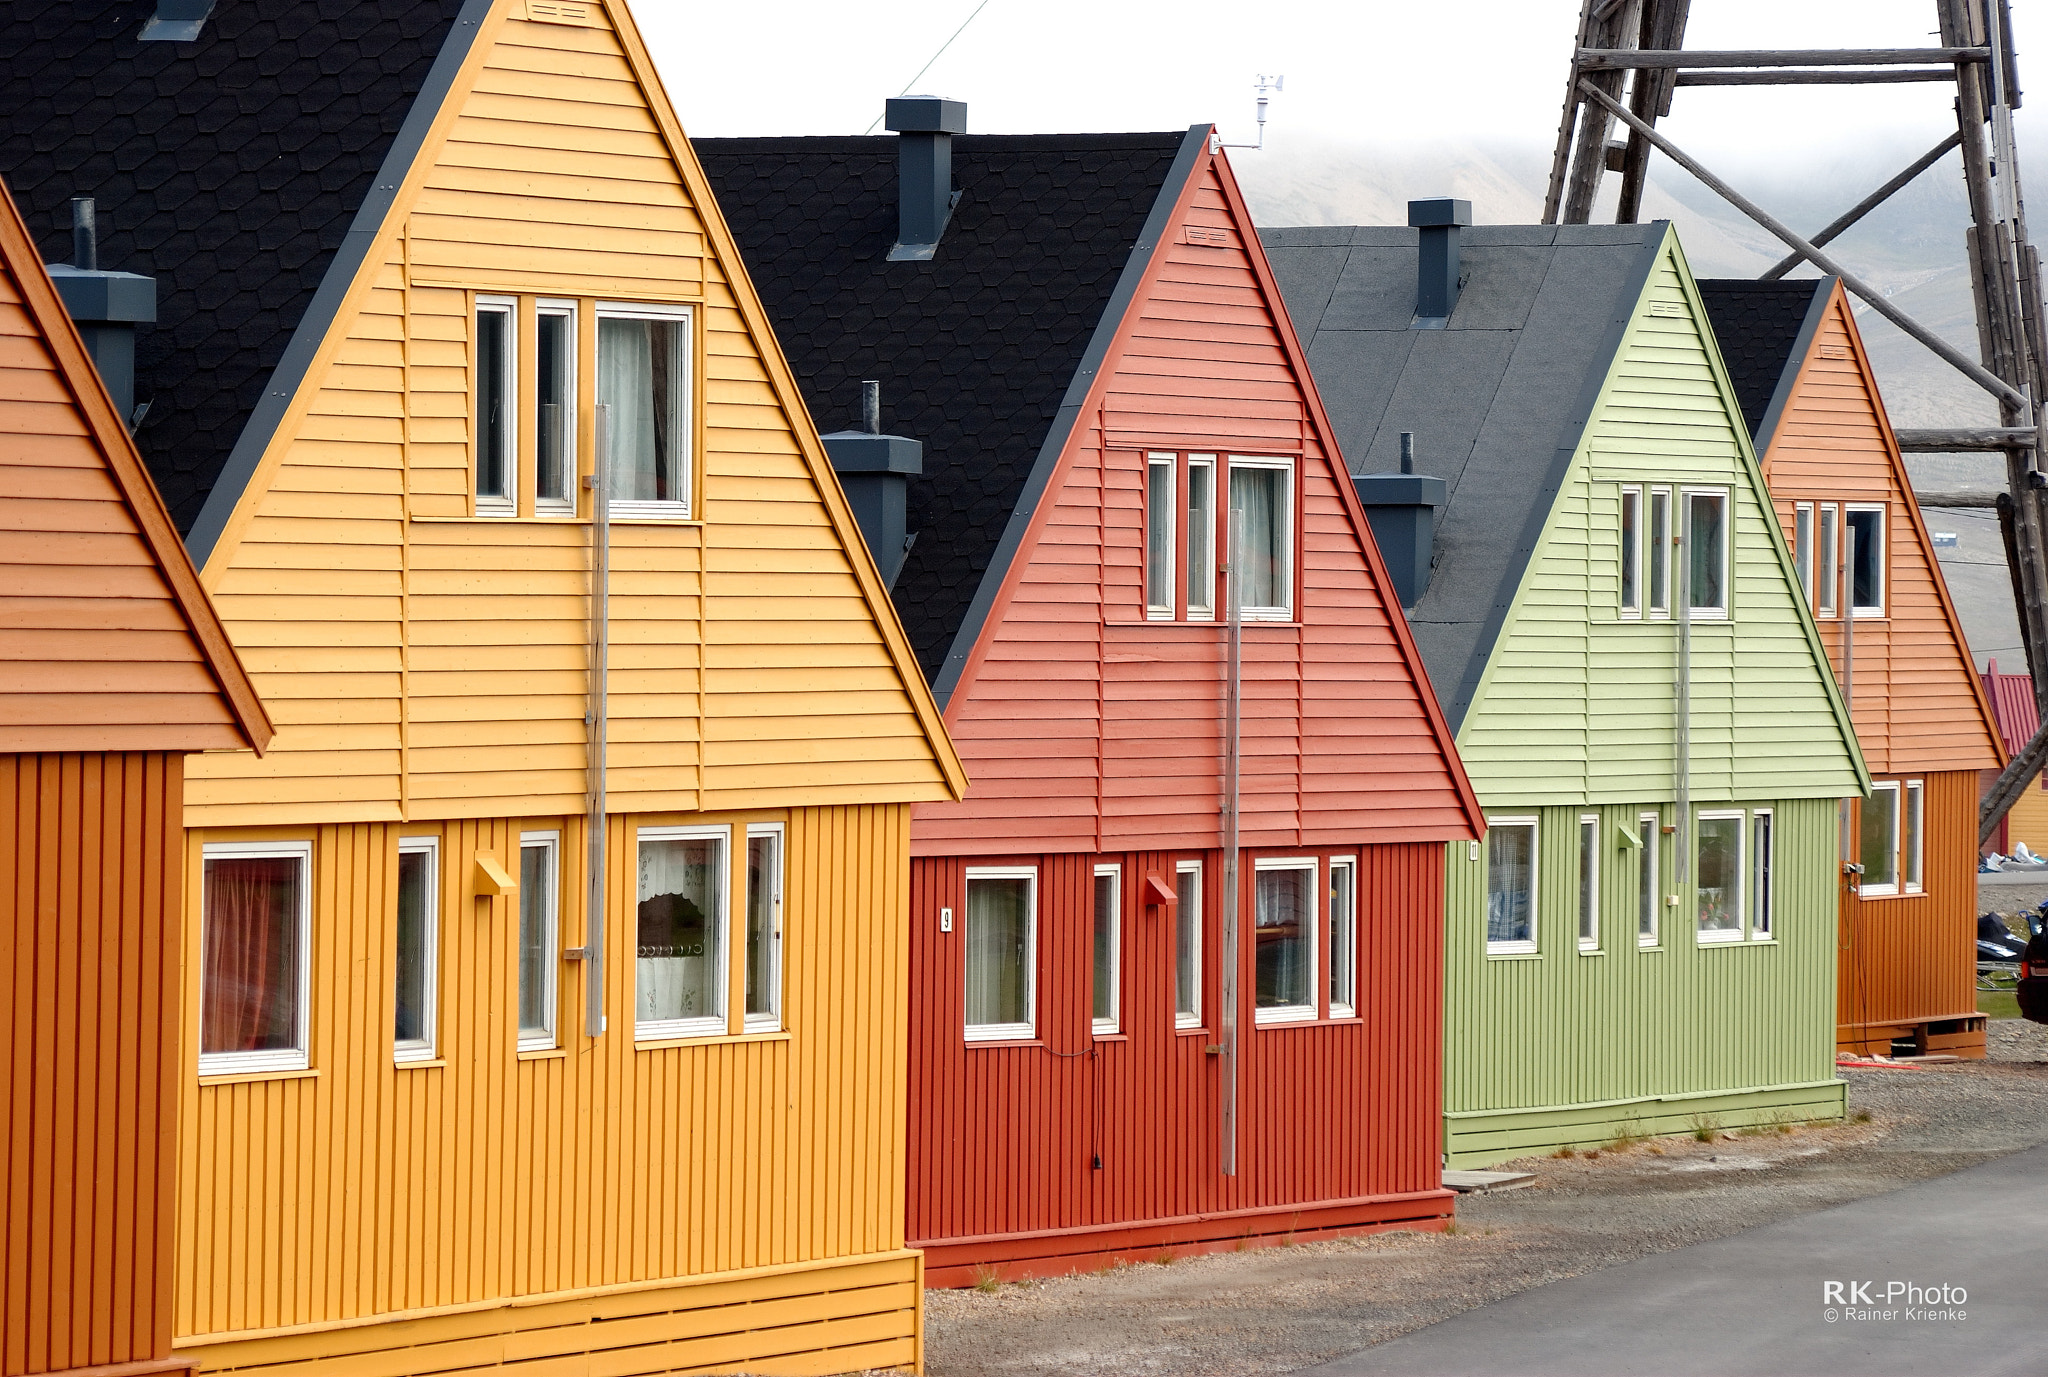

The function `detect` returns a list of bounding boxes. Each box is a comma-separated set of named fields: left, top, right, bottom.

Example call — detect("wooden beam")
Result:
left=1581, top=46, right=1988, bottom=69
left=1675, top=69, right=1958, bottom=86
left=1575, top=79, right=2032, bottom=411
left=1912, top=490, right=2007, bottom=506
left=1761, top=134, right=1963, bottom=279
left=1894, top=426, right=2037, bottom=451
left=1542, top=0, right=1603, bottom=224
left=1615, top=0, right=1690, bottom=223
left=1983, top=712, right=2048, bottom=844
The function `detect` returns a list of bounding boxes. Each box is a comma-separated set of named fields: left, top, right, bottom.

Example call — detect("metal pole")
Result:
left=1220, top=506, right=1244, bottom=1178
left=1674, top=520, right=1690, bottom=885
left=584, top=403, right=611, bottom=1038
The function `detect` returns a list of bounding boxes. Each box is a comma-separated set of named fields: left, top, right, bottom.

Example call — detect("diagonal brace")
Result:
left=1761, top=132, right=1964, bottom=279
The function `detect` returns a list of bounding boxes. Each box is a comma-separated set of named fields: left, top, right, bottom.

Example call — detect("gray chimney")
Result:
left=139, top=0, right=218, bottom=41
left=885, top=96, right=967, bottom=262
left=822, top=382, right=923, bottom=588
left=46, top=199, right=157, bottom=426
left=1408, top=197, right=1472, bottom=329
left=1353, top=432, right=1446, bottom=608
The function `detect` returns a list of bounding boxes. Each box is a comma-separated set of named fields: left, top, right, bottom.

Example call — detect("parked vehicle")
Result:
left=2018, top=929, right=2048, bottom=1023
left=1978, top=912, right=2028, bottom=991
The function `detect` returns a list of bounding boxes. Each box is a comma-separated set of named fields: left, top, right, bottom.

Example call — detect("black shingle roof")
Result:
left=695, top=131, right=1198, bottom=689
left=0, top=0, right=470, bottom=536
left=1697, top=277, right=1835, bottom=446
left=1264, top=223, right=1665, bottom=730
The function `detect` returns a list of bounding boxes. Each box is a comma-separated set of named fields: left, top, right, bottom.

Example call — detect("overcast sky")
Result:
left=642, top=0, right=2039, bottom=167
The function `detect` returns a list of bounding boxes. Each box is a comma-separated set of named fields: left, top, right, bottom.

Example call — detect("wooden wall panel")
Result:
left=1, top=752, right=182, bottom=1376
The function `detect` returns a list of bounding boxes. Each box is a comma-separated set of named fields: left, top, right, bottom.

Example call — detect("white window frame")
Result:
left=1846, top=503, right=1886, bottom=618
left=1695, top=809, right=1747, bottom=943
left=1229, top=456, right=1295, bottom=621
left=1903, top=780, right=1924, bottom=894
left=1145, top=454, right=1177, bottom=620
left=743, top=822, right=784, bottom=1034
left=474, top=295, right=518, bottom=516
left=1252, top=856, right=1319, bottom=1024
left=596, top=300, right=694, bottom=521
left=1092, top=863, right=1122, bottom=1036
left=1637, top=811, right=1661, bottom=948
left=1186, top=454, right=1218, bottom=621
left=394, top=837, right=440, bottom=1065
left=964, top=866, right=1037, bottom=1042
left=533, top=298, right=579, bottom=517
left=1794, top=502, right=1815, bottom=607
left=1817, top=503, right=1840, bottom=617
left=1682, top=487, right=1731, bottom=620
left=1174, top=859, right=1203, bottom=1029
left=1577, top=814, right=1600, bottom=952
left=1648, top=486, right=1673, bottom=618
left=1860, top=782, right=1902, bottom=898
left=634, top=823, right=731, bottom=1041
left=1328, top=855, right=1358, bottom=1018
left=517, top=830, right=561, bottom=1051
left=1750, top=809, right=1774, bottom=941
left=1619, top=485, right=1643, bottom=618
left=1485, top=816, right=1540, bottom=955
left=198, top=839, right=314, bottom=1077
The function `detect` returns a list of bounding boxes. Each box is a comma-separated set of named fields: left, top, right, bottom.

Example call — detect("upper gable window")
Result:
left=1846, top=504, right=1884, bottom=617
left=535, top=300, right=578, bottom=514
left=475, top=297, right=516, bottom=514
left=1683, top=488, right=1728, bottom=618
left=598, top=303, right=693, bottom=519
left=1142, top=452, right=1294, bottom=622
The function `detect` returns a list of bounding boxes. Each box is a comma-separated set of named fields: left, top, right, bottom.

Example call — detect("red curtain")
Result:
left=201, top=857, right=300, bottom=1054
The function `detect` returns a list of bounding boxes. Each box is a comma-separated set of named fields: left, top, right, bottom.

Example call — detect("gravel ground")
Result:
left=922, top=1022, right=2048, bottom=1377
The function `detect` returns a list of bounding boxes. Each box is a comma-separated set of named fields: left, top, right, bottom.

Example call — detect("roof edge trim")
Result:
left=929, top=123, right=1213, bottom=711
left=183, top=0, right=497, bottom=567
left=1751, top=276, right=1836, bottom=453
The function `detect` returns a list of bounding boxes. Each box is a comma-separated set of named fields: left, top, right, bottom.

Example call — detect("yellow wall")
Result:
left=177, top=805, right=918, bottom=1373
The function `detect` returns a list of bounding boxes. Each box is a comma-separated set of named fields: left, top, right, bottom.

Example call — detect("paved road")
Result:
left=1302, top=1143, right=2048, bottom=1376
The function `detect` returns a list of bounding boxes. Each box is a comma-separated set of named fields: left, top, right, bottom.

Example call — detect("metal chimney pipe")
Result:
left=71, top=199, right=97, bottom=272
left=1408, top=197, right=1473, bottom=327
left=885, top=95, right=968, bottom=262
left=862, top=380, right=882, bottom=435
left=1400, top=431, right=1416, bottom=475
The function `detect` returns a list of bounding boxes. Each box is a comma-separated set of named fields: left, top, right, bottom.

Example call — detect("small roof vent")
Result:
left=139, top=0, right=218, bottom=42
left=1409, top=197, right=1472, bottom=330
left=885, top=96, right=967, bottom=263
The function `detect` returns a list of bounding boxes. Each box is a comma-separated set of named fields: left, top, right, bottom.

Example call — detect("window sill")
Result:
left=412, top=515, right=707, bottom=528
left=1485, top=947, right=1541, bottom=960
left=199, top=1066, right=318, bottom=1088
left=1697, top=932, right=1745, bottom=946
left=635, top=1030, right=792, bottom=1051
left=1638, top=941, right=1663, bottom=952
left=1577, top=945, right=1605, bottom=956
left=1857, top=889, right=1916, bottom=901
left=1254, top=1008, right=1317, bottom=1026
left=394, top=1057, right=445, bottom=1071
left=964, top=1036, right=1044, bottom=1049
left=1104, top=619, right=1304, bottom=630
left=517, top=1046, right=567, bottom=1061
left=1176, top=1023, right=1209, bottom=1036
left=1093, top=1031, right=1129, bottom=1043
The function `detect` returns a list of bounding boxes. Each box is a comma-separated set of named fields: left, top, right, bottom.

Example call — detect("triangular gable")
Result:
left=1752, top=281, right=2005, bottom=774
left=0, top=178, right=268, bottom=755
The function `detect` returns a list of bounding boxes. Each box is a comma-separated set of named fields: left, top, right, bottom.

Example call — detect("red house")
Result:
left=699, top=106, right=1482, bottom=1284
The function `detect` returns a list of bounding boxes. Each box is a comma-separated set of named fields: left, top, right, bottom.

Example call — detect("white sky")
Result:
left=640, top=0, right=2039, bottom=163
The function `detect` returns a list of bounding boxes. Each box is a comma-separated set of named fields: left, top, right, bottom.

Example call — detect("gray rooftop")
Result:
left=1263, top=222, right=1666, bottom=730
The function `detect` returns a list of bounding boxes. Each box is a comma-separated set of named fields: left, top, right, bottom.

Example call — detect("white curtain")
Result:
left=1232, top=466, right=1285, bottom=609
left=599, top=318, right=683, bottom=501
left=965, top=878, right=1030, bottom=1027
left=1254, top=867, right=1311, bottom=1008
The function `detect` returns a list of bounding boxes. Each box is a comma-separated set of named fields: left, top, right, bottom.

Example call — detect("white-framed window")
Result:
left=1230, top=457, right=1295, bottom=620
left=965, top=867, right=1036, bottom=1041
left=1684, top=488, right=1729, bottom=617
left=744, top=824, right=783, bottom=1033
left=597, top=301, right=693, bottom=519
left=636, top=825, right=729, bottom=1040
left=1648, top=486, right=1672, bottom=617
left=394, top=837, right=439, bottom=1064
left=1145, top=454, right=1177, bottom=618
left=1637, top=811, right=1661, bottom=947
left=518, top=832, right=560, bottom=1050
left=1860, top=782, right=1902, bottom=897
left=1174, top=860, right=1203, bottom=1028
left=1186, top=455, right=1217, bottom=620
left=1253, top=857, right=1317, bottom=1022
left=1750, top=810, right=1774, bottom=941
left=1577, top=814, right=1600, bottom=951
left=1817, top=503, right=1840, bottom=617
left=1619, top=485, right=1642, bottom=617
left=1485, top=818, right=1538, bottom=954
left=1328, top=856, right=1357, bottom=1017
left=534, top=298, right=578, bottom=515
left=199, top=840, right=313, bottom=1076
left=474, top=295, right=517, bottom=515
left=1695, top=810, right=1746, bottom=941
left=1847, top=503, right=1885, bottom=617
left=1092, top=864, right=1121, bottom=1035
left=1794, top=502, right=1815, bottom=606
left=1904, top=780, right=1924, bottom=893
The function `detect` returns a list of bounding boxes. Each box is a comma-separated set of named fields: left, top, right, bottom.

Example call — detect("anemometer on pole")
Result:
left=1216, top=74, right=1284, bottom=152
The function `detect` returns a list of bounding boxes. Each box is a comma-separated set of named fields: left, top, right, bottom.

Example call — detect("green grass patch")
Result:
left=1980, top=990, right=2021, bottom=1021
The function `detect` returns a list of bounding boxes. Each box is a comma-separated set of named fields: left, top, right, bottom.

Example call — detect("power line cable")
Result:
left=861, top=0, right=995, bottom=133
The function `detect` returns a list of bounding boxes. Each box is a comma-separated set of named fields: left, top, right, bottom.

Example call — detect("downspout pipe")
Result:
left=583, top=404, right=612, bottom=1037
left=1220, top=506, right=1244, bottom=1177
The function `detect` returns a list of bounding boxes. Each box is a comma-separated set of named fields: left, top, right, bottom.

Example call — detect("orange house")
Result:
left=0, top=178, right=269, bottom=1377
left=1703, top=277, right=2004, bottom=1057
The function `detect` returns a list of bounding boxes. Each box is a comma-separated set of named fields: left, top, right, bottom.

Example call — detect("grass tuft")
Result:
left=1688, top=1113, right=1723, bottom=1143
left=1553, top=1146, right=1576, bottom=1159
left=972, top=1263, right=1002, bottom=1294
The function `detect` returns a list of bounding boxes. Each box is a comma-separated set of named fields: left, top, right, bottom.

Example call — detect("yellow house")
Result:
left=2, top=1, right=964, bottom=1372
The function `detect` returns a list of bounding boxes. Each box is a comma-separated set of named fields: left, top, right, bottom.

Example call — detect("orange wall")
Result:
left=2, top=752, right=184, bottom=1376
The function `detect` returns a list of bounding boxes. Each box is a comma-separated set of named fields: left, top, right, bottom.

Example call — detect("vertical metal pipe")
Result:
left=1220, top=506, right=1244, bottom=1177
left=1674, top=520, right=1690, bottom=885
left=1839, top=524, right=1855, bottom=874
left=585, top=402, right=611, bottom=1038
left=70, top=198, right=97, bottom=271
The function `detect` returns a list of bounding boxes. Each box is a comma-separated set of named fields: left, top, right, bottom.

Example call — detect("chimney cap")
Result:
left=886, top=96, right=968, bottom=135
left=1407, top=197, right=1472, bottom=229
left=820, top=431, right=924, bottom=476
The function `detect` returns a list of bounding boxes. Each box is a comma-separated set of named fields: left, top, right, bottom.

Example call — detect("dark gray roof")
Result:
left=1263, top=222, right=1666, bottom=730
left=0, top=0, right=482, bottom=548
left=695, top=129, right=1204, bottom=697
left=1696, top=277, right=1835, bottom=449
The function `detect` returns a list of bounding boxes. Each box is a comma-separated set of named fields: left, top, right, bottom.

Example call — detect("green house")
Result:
left=1267, top=211, right=1866, bottom=1165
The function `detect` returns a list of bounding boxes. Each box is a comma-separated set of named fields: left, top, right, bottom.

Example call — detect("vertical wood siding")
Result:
left=915, top=155, right=1472, bottom=859
left=176, top=803, right=914, bottom=1370
left=2, top=752, right=182, bottom=1376
left=187, top=5, right=947, bottom=829
left=906, top=842, right=1448, bottom=1278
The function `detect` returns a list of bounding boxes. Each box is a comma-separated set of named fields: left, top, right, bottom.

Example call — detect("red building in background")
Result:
left=700, top=108, right=1482, bottom=1283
